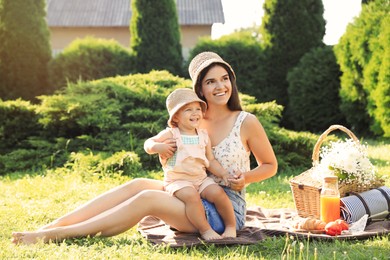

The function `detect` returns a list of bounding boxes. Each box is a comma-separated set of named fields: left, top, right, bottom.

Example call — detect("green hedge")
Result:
left=0, top=71, right=317, bottom=175
left=334, top=0, right=389, bottom=136
left=0, top=99, right=42, bottom=151
left=287, top=46, right=345, bottom=132
left=49, top=37, right=134, bottom=89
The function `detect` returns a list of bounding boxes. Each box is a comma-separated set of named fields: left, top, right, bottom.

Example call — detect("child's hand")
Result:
left=228, top=170, right=245, bottom=191
left=221, top=174, right=230, bottom=187
left=155, top=138, right=177, bottom=159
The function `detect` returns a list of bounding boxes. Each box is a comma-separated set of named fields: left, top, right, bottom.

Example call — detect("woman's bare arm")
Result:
left=229, top=114, right=277, bottom=191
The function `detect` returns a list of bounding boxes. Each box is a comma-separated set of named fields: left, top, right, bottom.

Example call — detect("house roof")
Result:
left=46, top=0, right=225, bottom=27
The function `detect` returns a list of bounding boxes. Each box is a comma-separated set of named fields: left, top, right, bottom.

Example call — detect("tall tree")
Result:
left=0, top=0, right=51, bottom=101
left=130, top=0, right=183, bottom=75
left=334, top=0, right=389, bottom=136
left=259, top=0, right=325, bottom=126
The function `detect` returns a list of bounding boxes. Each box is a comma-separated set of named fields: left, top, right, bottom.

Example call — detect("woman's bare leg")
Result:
left=40, top=178, right=164, bottom=230
left=12, top=190, right=197, bottom=245
left=201, top=185, right=236, bottom=238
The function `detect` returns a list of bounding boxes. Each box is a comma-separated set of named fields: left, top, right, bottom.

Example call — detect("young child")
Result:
left=144, top=88, right=236, bottom=240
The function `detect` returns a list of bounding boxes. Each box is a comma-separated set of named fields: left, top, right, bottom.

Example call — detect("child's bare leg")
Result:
left=202, top=185, right=236, bottom=238
left=175, top=187, right=221, bottom=240
left=40, top=178, right=164, bottom=230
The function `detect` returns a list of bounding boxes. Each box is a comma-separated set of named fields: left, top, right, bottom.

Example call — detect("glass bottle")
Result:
left=320, top=176, right=340, bottom=223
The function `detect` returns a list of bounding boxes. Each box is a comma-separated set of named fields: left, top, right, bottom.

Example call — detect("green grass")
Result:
left=1, top=140, right=389, bottom=259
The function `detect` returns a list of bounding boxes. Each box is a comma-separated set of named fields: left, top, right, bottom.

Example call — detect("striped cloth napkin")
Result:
left=341, top=186, right=390, bottom=223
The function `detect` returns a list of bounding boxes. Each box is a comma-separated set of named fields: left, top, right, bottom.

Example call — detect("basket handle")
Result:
left=312, top=125, right=359, bottom=165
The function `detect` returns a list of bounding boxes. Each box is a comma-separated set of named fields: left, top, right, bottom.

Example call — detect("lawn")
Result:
left=1, top=139, right=389, bottom=259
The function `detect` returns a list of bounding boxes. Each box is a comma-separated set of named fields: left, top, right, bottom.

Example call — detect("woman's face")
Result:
left=201, top=65, right=232, bottom=106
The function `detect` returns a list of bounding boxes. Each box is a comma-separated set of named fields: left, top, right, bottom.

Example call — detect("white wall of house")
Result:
left=50, top=27, right=130, bottom=55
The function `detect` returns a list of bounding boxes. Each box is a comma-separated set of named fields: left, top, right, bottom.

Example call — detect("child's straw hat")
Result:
left=188, top=52, right=236, bottom=89
left=166, top=88, right=207, bottom=127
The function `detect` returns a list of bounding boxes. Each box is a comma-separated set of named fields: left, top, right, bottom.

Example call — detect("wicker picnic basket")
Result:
left=289, top=125, right=384, bottom=218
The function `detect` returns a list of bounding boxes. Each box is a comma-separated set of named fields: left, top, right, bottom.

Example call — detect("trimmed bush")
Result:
left=37, top=71, right=183, bottom=170
left=287, top=46, right=345, bottom=132
left=0, top=99, right=42, bottom=151
left=363, top=13, right=390, bottom=137
left=49, top=37, right=134, bottom=89
left=130, top=0, right=183, bottom=75
left=64, top=150, right=141, bottom=177
left=260, top=0, right=325, bottom=112
left=334, top=0, right=389, bottom=136
left=0, top=0, right=51, bottom=101
left=1, top=70, right=317, bottom=174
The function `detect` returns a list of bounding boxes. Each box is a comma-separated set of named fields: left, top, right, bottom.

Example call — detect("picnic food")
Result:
left=325, top=219, right=349, bottom=236
left=292, top=217, right=326, bottom=231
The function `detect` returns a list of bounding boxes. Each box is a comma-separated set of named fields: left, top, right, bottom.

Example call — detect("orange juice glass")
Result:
left=320, top=176, right=340, bottom=223
left=320, top=195, right=340, bottom=223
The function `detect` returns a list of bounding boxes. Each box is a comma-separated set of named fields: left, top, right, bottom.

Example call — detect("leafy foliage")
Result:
left=49, top=37, right=134, bottom=89
left=0, top=70, right=317, bottom=175
left=0, top=99, right=42, bottom=151
left=260, top=0, right=325, bottom=127
left=65, top=150, right=142, bottom=176
left=0, top=0, right=51, bottom=101
left=130, top=0, right=183, bottom=75
left=287, top=46, right=345, bottom=132
left=363, top=10, right=390, bottom=137
left=334, top=0, right=389, bottom=136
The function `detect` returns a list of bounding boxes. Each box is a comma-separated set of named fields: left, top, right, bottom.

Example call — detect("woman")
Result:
left=12, top=51, right=277, bottom=245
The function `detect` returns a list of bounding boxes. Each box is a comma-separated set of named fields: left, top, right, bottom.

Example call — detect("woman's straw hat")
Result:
left=166, top=88, right=207, bottom=127
left=188, top=52, right=236, bottom=89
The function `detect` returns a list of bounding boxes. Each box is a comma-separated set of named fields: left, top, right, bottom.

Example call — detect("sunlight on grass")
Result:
left=1, top=140, right=389, bottom=259
left=366, top=140, right=390, bottom=184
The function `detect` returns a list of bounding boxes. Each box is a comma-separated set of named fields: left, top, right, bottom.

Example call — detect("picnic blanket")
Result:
left=137, top=206, right=390, bottom=247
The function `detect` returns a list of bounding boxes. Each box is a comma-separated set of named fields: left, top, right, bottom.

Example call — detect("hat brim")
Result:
left=167, top=100, right=207, bottom=128
left=191, top=59, right=236, bottom=90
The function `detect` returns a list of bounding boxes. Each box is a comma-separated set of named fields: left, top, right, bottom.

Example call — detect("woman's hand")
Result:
left=228, top=170, right=245, bottom=191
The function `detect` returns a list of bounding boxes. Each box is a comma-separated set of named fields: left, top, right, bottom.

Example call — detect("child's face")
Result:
left=173, top=102, right=203, bottom=131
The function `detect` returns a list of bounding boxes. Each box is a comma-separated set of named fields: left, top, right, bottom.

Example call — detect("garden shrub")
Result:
left=63, top=150, right=141, bottom=177
left=37, top=71, right=182, bottom=171
left=0, top=0, right=51, bottom=101
left=259, top=0, right=325, bottom=112
left=0, top=135, right=78, bottom=175
left=1, top=70, right=317, bottom=174
left=37, top=81, right=123, bottom=137
left=0, top=147, right=50, bottom=175
left=363, top=13, right=390, bottom=137
left=0, top=99, right=42, bottom=151
left=130, top=0, right=183, bottom=75
left=49, top=36, right=134, bottom=89
left=287, top=46, right=345, bottom=132
left=334, top=0, right=389, bottom=136
left=243, top=99, right=283, bottom=129
left=99, top=151, right=141, bottom=176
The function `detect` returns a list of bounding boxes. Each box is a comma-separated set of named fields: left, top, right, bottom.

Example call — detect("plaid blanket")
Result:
left=137, top=206, right=390, bottom=247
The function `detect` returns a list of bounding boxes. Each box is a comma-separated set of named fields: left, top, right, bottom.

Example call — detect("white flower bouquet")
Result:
left=315, top=139, right=377, bottom=187
left=290, top=125, right=384, bottom=218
